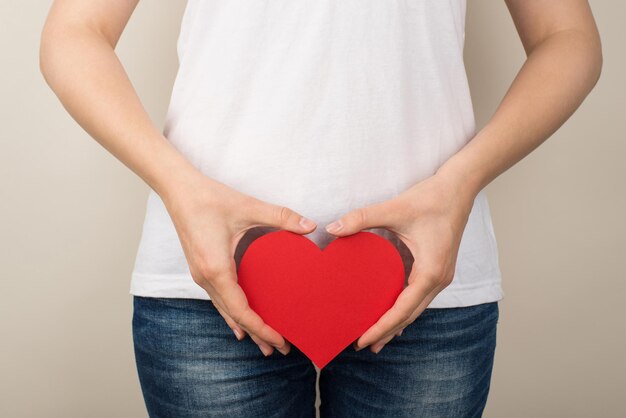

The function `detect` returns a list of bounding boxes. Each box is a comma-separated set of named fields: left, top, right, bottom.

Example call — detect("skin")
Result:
left=330, top=0, right=603, bottom=353
left=39, top=0, right=602, bottom=358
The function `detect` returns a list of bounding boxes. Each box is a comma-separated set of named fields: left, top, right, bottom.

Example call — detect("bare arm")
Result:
left=437, top=0, right=603, bottom=196
left=325, top=0, right=602, bottom=353
left=40, top=0, right=318, bottom=356
left=39, top=0, right=200, bottom=202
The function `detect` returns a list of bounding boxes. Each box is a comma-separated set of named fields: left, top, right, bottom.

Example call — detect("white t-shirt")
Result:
left=130, top=0, right=504, bottom=308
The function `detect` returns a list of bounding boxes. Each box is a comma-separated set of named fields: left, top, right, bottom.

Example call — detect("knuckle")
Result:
left=423, top=267, right=445, bottom=287
left=349, top=207, right=368, bottom=227
left=274, top=205, right=294, bottom=225
left=198, top=259, right=231, bottom=281
left=441, top=273, right=454, bottom=287
left=399, top=307, right=417, bottom=325
left=191, top=273, right=208, bottom=288
left=230, top=304, right=250, bottom=324
left=422, top=274, right=438, bottom=288
left=209, top=273, right=234, bottom=293
left=397, top=307, right=414, bottom=324
left=401, top=315, right=415, bottom=328
left=396, top=319, right=411, bottom=331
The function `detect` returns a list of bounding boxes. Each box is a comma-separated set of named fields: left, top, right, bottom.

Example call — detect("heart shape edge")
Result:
left=237, top=230, right=405, bottom=368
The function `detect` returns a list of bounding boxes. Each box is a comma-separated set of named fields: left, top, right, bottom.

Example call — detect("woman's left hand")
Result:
left=324, top=169, right=477, bottom=354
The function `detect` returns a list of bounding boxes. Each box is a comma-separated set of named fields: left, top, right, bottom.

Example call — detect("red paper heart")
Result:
left=237, top=230, right=405, bottom=369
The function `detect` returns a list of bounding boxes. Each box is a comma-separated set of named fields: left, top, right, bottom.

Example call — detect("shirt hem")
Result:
left=129, top=272, right=504, bottom=309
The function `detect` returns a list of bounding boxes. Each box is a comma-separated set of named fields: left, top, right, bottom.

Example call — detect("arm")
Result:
left=40, top=0, right=318, bottom=356
left=438, top=0, right=603, bottom=197
left=325, top=0, right=602, bottom=353
left=39, top=0, right=193, bottom=203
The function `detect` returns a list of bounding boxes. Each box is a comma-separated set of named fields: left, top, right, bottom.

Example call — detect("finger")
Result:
left=368, top=282, right=444, bottom=350
left=280, top=338, right=292, bottom=354
left=353, top=327, right=403, bottom=352
left=351, top=251, right=411, bottom=353
left=365, top=325, right=407, bottom=354
left=216, top=289, right=290, bottom=356
left=214, top=275, right=290, bottom=352
left=247, top=199, right=317, bottom=234
left=211, top=300, right=246, bottom=341
left=209, top=284, right=290, bottom=355
left=249, top=333, right=274, bottom=357
left=355, top=275, right=435, bottom=350
left=252, top=334, right=292, bottom=357
left=325, top=199, right=402, bottom=237
left=199, top=243, right=291, bottom=354
left=369, top=333, right=397, bottom=354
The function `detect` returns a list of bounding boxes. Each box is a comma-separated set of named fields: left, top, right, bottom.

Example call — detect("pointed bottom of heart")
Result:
left=281, top=325, right=369, bottom=369
left=237, top=230, right=406, bottom=369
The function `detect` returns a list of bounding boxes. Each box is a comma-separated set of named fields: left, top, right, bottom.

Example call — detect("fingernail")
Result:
left=259, top=345, right=272, bottom=357
left=373, top=345, right=384, bottom=354
left=325, top=220, right=343, bottom=233
left=355, top=342, right=365, bottom=351
left=274, top=344, right=289, bottom=356
left=299, top=217, right=316, bottom=229
left=233, top=328, right=242, bottom=340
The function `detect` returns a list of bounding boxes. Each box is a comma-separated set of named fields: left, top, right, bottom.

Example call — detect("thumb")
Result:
left=253, top=201, right=317, bottom=234
left=325, top=201, right=396, bottom=237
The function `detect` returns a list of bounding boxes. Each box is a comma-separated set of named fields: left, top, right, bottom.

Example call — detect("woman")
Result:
left=40, top=0, right=602, bottom=416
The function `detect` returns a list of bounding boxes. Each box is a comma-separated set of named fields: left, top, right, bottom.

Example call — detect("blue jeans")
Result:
left=132, top=296, right=498, bottom=418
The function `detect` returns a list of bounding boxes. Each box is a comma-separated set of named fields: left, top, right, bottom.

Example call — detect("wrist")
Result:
left=435, top=123, right=500, bottom=199
left=157, top=166, right=210, bottom=210
left=435, top=154, right=482, bottom=205
left=144, top=136, right=212, bottom=209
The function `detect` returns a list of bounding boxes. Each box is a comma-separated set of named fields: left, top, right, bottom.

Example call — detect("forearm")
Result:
left=438, top=28, right=602, bottom=198
left=39, top=22, right=205, bottom=204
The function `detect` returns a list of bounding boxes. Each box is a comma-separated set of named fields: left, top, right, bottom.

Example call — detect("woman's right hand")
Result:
left=162, top=174, right=317, bottom=357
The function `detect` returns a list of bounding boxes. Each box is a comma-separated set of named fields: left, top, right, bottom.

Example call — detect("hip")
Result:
left=131, top=295, right=499, bottom=416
